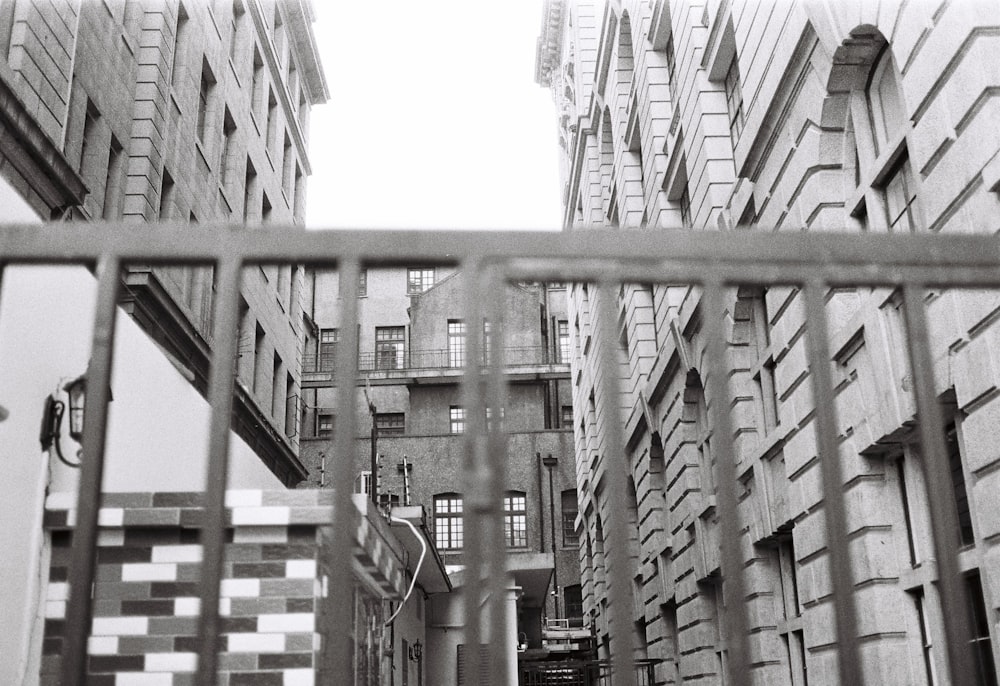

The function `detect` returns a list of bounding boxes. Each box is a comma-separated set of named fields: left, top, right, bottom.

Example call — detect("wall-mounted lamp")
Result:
left=64, top=375, right=86, bottom=442
left=40, top=374, right=106, bottom=468
left=408, top=639, right=422, bottom=662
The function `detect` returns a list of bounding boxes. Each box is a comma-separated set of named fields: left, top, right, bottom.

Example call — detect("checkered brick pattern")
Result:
left=41, top=490, right=405, bottom=685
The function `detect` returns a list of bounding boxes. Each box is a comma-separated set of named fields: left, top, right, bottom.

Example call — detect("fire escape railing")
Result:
left=3, top=223, right=998, bottom=686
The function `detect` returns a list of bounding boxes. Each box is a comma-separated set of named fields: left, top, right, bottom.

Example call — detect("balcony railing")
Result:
left=6, top=224, right=997, bottom=686
left=303, top=345, right=566, bottom=374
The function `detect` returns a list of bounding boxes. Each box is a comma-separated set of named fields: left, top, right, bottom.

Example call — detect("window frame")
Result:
left=375, top=326, right=405, bottom=370
left=434, top=494, right=464, bottom=550
left=503, top=492, right=528, bottom=548
left=407, top=267, right=436, bottom=294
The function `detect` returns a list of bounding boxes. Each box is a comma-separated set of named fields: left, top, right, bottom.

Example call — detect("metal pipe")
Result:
left=194, top=256, right=243, bottom=686
left=803, top=281, right=862, bottom=685
left=60, top=254, right=121, bottom=686
left=594, top=280, right=636, bottom=686
left=701, top=281, right=750, bottom=682
left=902, top=285, right=975, bottom=684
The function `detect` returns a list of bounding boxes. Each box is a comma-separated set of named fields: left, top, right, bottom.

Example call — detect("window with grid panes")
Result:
left=449, top=406, right=465, bottom=434
left=318, top=328, right=338, bottom=371
left=503, top=492, right=527, bottom=548
left=375, top=412, right=404, bottom=436
left=724, top=54, right=745, bottom=142
left=434, top=494, right=463, bottom=550
left=448, top=320, right=466, bottom=368
left=407, top=268, right=435, bottom=294
left=562, top=489, right=579, bottom=546
left=317, top=413, right=333, bottom=437
left=557, top=319, right=570, bottom=363
left=375, top=326, right=404, bottom=370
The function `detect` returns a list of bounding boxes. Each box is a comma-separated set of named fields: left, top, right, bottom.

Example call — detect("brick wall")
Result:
left=40, top=490, right=405, bottom=686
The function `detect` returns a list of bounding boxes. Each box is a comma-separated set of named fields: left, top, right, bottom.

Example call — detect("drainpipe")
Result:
left=542, top=453, right=559, bottom=620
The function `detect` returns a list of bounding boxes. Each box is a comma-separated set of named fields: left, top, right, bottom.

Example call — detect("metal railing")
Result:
left=519, top=660, right=658, bottom=686
left=4, top=223, right=998, bottom=686
left=303, top=345, right=566, bottom=374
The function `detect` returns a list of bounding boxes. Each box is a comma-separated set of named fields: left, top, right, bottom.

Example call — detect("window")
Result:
left=243, top=157, right=256, bottom=223
left=482, top=320, right=492, bottom=365
left=449, top=406, right=465, bottom=434
left=318, top=328, right=338, bottom=371
left=252, top=323, right=265, bottom=395
left=219, top=107, right=236, bottom=185
left=339, top=270, right=366, bottom=297
left=266, top=88, right=277, bottom=153
left=564, top=584, right=584, bottom=626
left=261, top=192, right=272, bottom=224
left=407, top=268, right=435, bottom=294
left=562, top=489, right=579, bottom=546
left=775, top=537, right=807, bottom=685
left=947, top=423, right=975, bottom=546
left=966, top=572, right=998, bottom=686
left=724, top=54, right=745, bottom=142
left=79, top=101, right=100, bottom=177
left=158, top=168, right=175, bottom=220
left=282, top=132, right=293, bottom=197
left=910, top=588, right=936, bottom=686
left=485, top=406, right=504, bottom=432
left=375, top=326, right=405, bottom=370
left=228, top=0, right=244, bottom=64
left=197, top=60, right=216, bottom=143
left=557, top=319, right=570, bottom=363
left=251, top=46, right=264, bottom=119
left=561, top=405, right=574, bottom=428
left=317, top=413, right=333, bottom=437
left=170, top=4, right=188, bottom=87
left=881, top=155, right=919, bottom=233
left=375, top=412, right=404, bottom=436
left=448, top=320, right=466, bottom=368
left=434, top=494, right=463, bottom=550
left=102, top=135, right=123, bottom=219
left=503, top=492, right=527, bottom=548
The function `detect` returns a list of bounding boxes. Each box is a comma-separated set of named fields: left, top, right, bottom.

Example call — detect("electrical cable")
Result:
left=49, top=400, right=81, bottom=468
left=384, top=515, right=427, bottom=626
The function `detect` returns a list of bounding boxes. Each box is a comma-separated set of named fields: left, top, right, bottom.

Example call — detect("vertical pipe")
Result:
left=60, top=254, right=121, bottom=686
left=802, top=281, right=862, bottom=685
left=459, top=259, right=486, bottom=686
left=901, top=285, right=975, bottom=684
left=324, top=257, right=362, bottom=679
left=546, top=455, right=560, bottom=620
left=484, top=262, right=512, bottom=685
left=594, top=280, right=636, bottom=686
left=700, top=282, right=749, bottom=682
left=194, top=255, right=242, bottom=686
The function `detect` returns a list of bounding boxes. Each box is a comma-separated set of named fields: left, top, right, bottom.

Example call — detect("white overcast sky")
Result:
left=304, top=1, right=564, bottom=231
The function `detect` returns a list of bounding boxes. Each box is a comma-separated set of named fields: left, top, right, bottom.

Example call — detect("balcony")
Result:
left=302, top=345, right=570, bottom=387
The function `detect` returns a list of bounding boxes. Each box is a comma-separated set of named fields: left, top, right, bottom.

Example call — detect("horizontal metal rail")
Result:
left=2, top=225, right=992, bottom=686
left=304, top=345, right=565, bottom=373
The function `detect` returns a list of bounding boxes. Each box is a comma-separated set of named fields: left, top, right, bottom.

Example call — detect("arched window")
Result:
left=866, top=48, right=906, bottom=154
left=434, top=493, right=463, bottom=550
left=503, top=491, right=527, bottom=548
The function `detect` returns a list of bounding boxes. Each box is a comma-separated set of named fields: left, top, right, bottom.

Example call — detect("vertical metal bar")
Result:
left=460, top=259, right=486, bottom=686
left=325, top=257, right=362, bottom=679
left=901, top=285, right=975, bottom=684
left=484, top=262, right=511, bottom=685
left=700, top=281, right=749, bottom=681
left=194, top=256, right=242, bottom=686
left=594, top=280, right=636, bottom=686
left=802, top=281, right=863, bottom=685
left=60, top=255, right=121, bottom=686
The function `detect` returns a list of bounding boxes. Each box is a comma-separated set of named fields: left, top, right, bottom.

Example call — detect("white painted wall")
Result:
left=0, top=180, right=282, bottom=684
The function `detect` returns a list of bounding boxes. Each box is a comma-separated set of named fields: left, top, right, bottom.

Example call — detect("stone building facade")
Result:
left=0, top=0, right=328, bottom=484
left=538, top=1, right=1000, bottom=684
left=298, top=267, right=586, bottom=666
